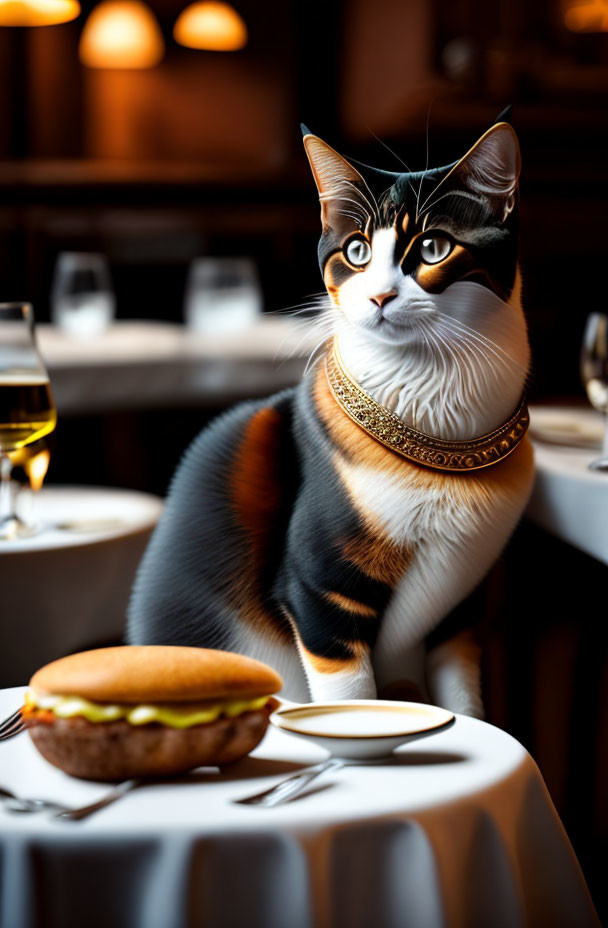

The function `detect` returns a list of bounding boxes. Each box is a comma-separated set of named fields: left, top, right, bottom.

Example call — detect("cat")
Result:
left=127, top=114, right=534, bottom=717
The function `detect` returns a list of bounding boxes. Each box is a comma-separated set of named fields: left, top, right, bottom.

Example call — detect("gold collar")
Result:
left=325, top=338, right=529, bottom=472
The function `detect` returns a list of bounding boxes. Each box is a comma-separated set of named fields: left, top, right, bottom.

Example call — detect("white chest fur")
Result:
left=334, top=444, right=534, bottom=690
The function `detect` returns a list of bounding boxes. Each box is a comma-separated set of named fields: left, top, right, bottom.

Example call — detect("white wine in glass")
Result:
left=580, top=311, right=608, bottom=471
left=0, top=303, right=57, bottom=538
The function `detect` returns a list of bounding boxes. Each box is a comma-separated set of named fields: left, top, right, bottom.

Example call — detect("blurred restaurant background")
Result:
left=0, top=0, right=607, bottom=487
left=0, top=0, right=607, bottom=917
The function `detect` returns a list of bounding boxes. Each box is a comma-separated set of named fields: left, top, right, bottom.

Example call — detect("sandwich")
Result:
left=23, top=645, right=282, bottom=781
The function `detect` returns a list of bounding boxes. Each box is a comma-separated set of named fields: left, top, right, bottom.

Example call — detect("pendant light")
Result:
left=173, top=1, right=246, bottom=51
left=79, top=0, right=164, bottom=68
left=563, top=0, right=608, bottom=31
left=0, top=0, right=80, bottom=26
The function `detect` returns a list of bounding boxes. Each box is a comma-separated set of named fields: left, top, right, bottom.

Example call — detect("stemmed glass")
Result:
left=8, top=437, right=51, bottom=531
left=0, top=304, right=57, bottom=539
left=580, top=312, right=608, bottom=471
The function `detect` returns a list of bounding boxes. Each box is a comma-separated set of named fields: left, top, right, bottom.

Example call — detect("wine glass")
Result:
left=8, top=437, right=51, bottom=532
left=184, top=257, right=262, bottom=335
left=51, top=252, right=115, bottom=337
left=0, top=303, right=57, bottom=539
left=580, top=312, right=608, bottom=471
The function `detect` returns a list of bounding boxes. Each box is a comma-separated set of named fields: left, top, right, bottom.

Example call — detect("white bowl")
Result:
left=271, top=700, right=455, bottom=760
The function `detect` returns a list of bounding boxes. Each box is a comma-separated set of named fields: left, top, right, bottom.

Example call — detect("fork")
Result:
left=0, top=707, right=25, bottom=741
left=234, top=758, right=348, bottom=807
left=1, top=779, right=140, bottom=819
left=53, top=778, right=140, bottom=822
left=0, top=785, right=69, bottom=814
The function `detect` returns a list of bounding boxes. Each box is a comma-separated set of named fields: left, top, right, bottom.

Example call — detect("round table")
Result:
left=0, top=688, right=598, bottom=928
left=527, top=405, right=608, bottom=565
left=0, top=487, right=163, bottom=688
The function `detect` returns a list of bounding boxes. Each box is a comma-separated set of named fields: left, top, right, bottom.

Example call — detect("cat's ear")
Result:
left=302, top=129, right=369, bottom=235
left=445, top=122, right=520, bottom=221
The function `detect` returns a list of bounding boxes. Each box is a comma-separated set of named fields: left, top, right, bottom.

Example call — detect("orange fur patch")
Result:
left=324, top=591, right=378, bottom=618
left=300, top=639, right=371, bottom=675
left=229, top=406, right=289, bottom=639
left=416, top=244, right=476, bottom=292
left=341, top=532, right=411, bottom=587
left=231, top=406, right=283, bottom=542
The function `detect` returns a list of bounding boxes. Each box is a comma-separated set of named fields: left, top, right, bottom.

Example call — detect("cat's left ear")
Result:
left=301, top=126, right=370, bottom=235
left=445, top=122, right=521, bottom=221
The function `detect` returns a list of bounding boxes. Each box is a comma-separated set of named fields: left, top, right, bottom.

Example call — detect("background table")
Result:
left=0, top=487, right=163, bottom=688
left=526, top=405, right=608, bottom=565
left=37, top=318, right=319, bottom=415
left=0, top=687, right=598, bottom=928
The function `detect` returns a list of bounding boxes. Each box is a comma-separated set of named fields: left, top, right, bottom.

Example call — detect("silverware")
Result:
left=1, top=779, right=139, bottom=820
left=53, top=778, right=140, bottom=821
left=0, top=707, right=25, bottom=741
left=0, top=785, right=69, bottom=814
left=234, top=758, right=347, bottom=807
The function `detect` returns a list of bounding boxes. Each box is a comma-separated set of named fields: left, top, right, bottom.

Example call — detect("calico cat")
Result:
left=127, top=115, right=534, bottom=717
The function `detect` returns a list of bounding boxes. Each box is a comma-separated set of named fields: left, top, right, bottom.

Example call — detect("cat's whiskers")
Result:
left=419, top=323, right=466, bottom=433
left=321, top=192, right=369, bottom=228
left=433, top=316, right=499, bottom=374
left=303, top=337, right=333, bottom=376
left=434, top=312, right=526, bottom=372
left=303, top=307, right=344, bottom=375
left=366, top=127, right=413, bottom=174
left=270, top=293, right=329, bottom=317
left=432, top=316, right=511, bottom=396
left=271, top=296, right=335, bottom=370
left=437, top=311, right=523, bottom=365
left=337, top=209, right=364, bottom=226
left=415, top=101, right=434, bottom=224
left=341, top=179, right=380, bottom=226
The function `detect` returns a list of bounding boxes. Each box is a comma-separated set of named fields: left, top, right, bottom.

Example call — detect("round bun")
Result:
left=29, top=646, right=282, bottom=703
left=28, top=700, right=279, bottom=781
left=27, top=646, right=283, bottom=781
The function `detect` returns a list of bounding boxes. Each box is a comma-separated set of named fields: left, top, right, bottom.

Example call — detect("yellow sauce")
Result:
left=25, top=690, right=269, bottom=729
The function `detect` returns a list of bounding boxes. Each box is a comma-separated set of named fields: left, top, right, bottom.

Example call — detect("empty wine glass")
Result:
left=184, top=257, right=262, bottom=335
left=51, top=252, right=115, bottom=337
left=0, top=303, right=56, bottom=539
left=580, top=312, right=608, bottom=471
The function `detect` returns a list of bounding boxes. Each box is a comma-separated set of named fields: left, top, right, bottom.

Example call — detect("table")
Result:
left=37, top=318, right=319, bottom=416
left=0, top=487, right=163, bottom=688
left=527, top=406, right=608, bottom=564
left=0, top=687, right=598, bottom=928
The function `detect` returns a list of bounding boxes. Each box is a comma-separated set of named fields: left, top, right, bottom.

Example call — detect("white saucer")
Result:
left=271, top=700, right=455, bottom=759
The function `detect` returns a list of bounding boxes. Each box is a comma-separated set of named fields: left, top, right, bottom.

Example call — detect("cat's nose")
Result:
left=370, top=290, right=398, bottom=309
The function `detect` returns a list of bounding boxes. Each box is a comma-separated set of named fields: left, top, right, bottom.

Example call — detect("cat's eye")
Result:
left=419, top=236, right=452, bottom=265
left=345, top=237, right=372, bottom=268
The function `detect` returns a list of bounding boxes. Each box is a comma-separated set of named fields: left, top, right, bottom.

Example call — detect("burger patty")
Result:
left=27, top=703, right=276, bottom=781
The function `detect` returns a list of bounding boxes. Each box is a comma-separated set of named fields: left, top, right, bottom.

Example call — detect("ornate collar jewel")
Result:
left=325, top=338, right=529, bottom=472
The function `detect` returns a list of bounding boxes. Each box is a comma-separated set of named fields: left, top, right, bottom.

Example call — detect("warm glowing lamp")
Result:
left=0, top=0, right=80, bottom=26
left=79, top=0, right=164, bottom=68
left=563, top=0, right=608, bottom=31
left=173, top=1, right=247, bottom=51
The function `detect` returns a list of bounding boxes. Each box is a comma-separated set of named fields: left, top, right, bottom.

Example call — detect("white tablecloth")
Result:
left=527, top=406, right=608, bottom=565
left=37, top=319, right=318, bottom=415
left=0, top=488, right=163, bottom=687
left=0, top=688, right=598, bottom=928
